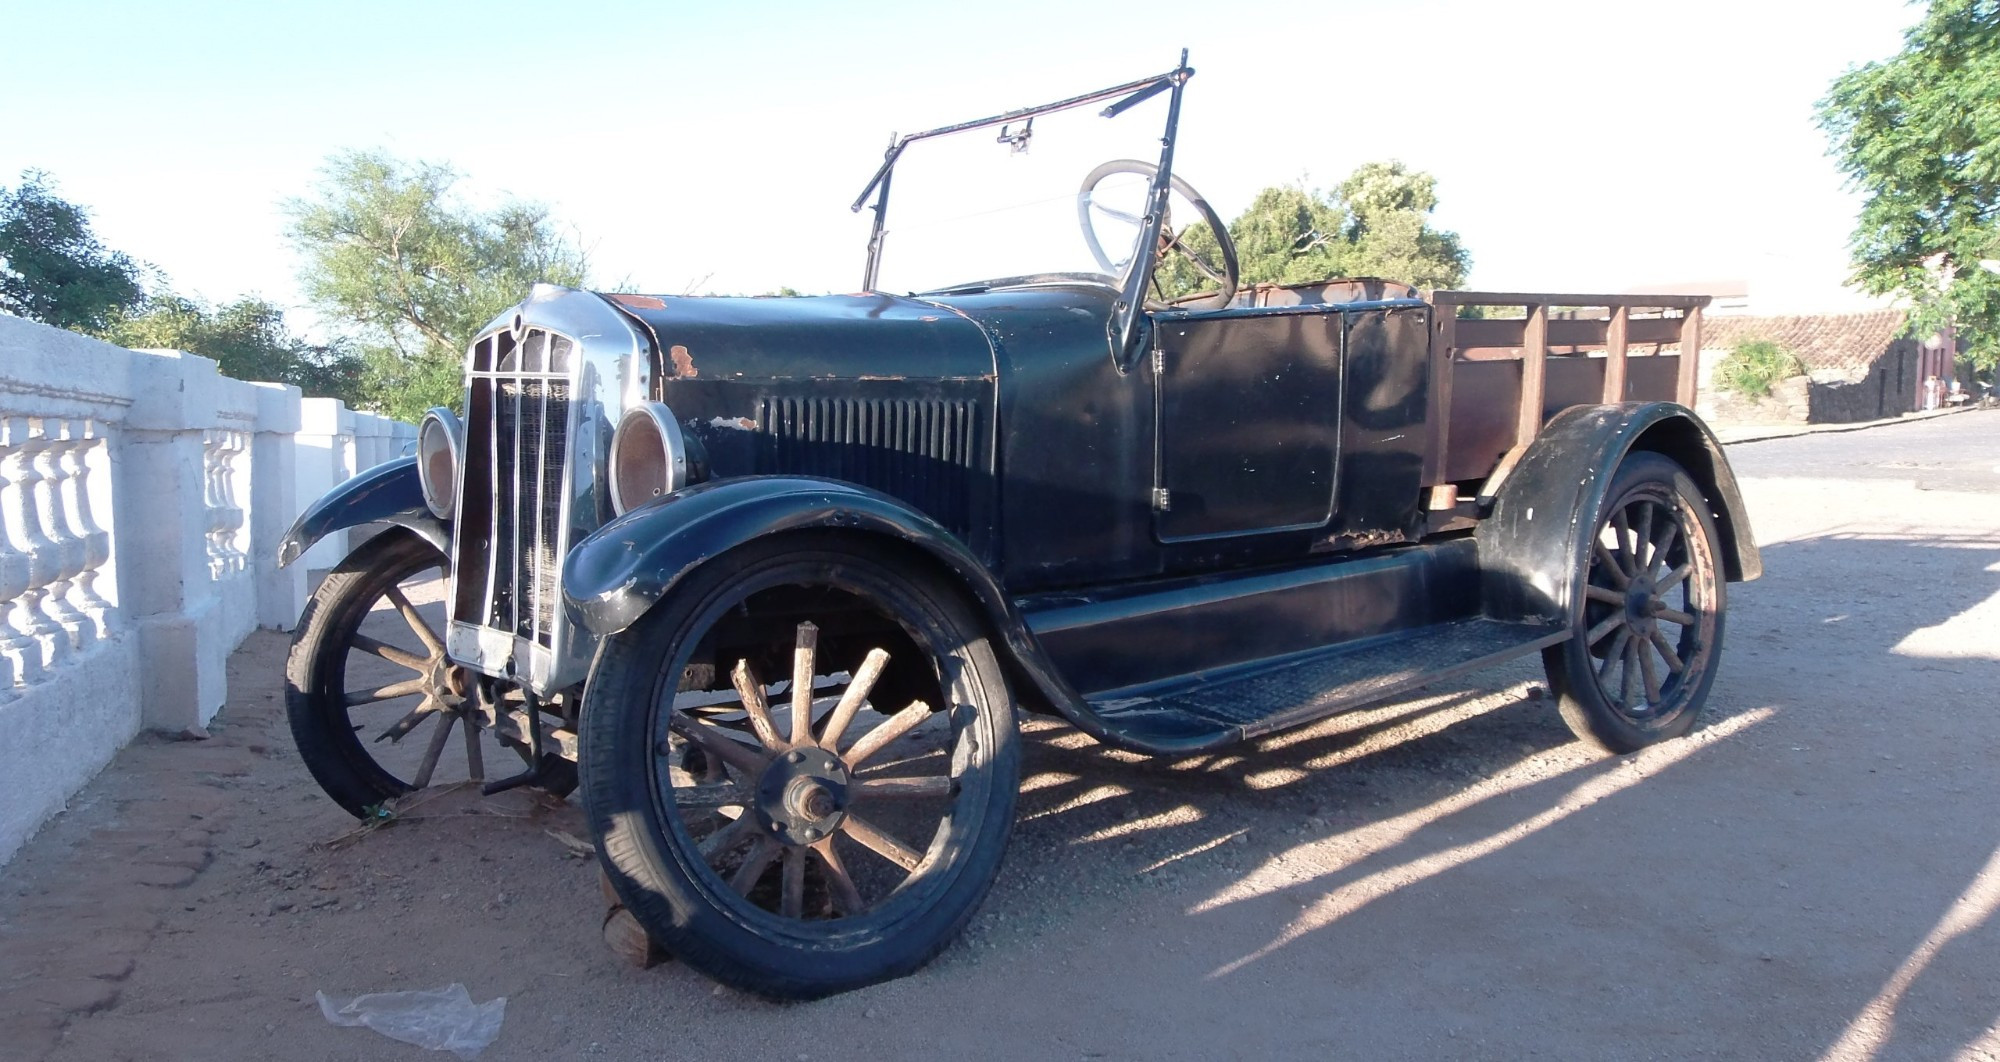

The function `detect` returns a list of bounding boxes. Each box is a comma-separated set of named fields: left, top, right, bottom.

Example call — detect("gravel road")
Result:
left=3, top=409, right=1998, bottom=1061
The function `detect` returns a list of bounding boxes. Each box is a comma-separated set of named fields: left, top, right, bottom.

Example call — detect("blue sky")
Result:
left=4, top=0, right=1918, bottom=329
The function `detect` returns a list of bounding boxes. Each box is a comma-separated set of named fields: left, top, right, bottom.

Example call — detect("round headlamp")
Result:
left=609, top=401, right=692, bottom=515
left=416, top=407, right=462, bottom=520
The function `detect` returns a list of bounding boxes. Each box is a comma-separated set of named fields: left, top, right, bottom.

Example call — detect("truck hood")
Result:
left=601, top=291, right=998, bottom=382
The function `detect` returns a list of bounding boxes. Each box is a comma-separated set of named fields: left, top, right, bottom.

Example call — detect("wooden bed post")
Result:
left=1602, top=305, right=1630, bottom=403
left=1677, top=304, right=1704, bottom=407
left=1515, top=303, right=1549, bottom=447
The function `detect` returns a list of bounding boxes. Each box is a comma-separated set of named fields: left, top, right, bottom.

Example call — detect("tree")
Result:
left=286, top=151, right=589, bottom=421
left=103, top=295, right=367, bottom=405
left=1156, top=161, right=1469, bottom=300
left=1818, top=0, right=2000, bottom=369
left=0, top=171, right=145, bottom=333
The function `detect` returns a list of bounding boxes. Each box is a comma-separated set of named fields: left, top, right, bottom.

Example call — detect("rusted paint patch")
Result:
left=669, top=344, right=698, bottom=378
left=607, top=293, right=668, bottom=310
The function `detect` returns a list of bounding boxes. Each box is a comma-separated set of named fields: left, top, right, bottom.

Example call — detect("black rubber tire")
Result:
left=1543, top=452, right=1726, bottom=753
left=581, top=535, right=1020, bottom=1000
left=285, top=529, right=576, bottom=817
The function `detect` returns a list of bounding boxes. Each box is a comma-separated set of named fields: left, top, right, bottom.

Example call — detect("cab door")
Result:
left=1152, top=307, right=1343, bottom=542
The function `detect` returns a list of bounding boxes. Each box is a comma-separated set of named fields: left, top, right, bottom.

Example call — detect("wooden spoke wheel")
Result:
left=284, top=529, right=574, bottom=817
left=1544, top=452, right=1725, bottom=753
left=582, top=536, right=1019, bottom=1000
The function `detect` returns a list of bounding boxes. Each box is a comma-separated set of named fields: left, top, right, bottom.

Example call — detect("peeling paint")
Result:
left=608, top=293, right=668, bottom=310
left=707, top=416, right=757, bottom=431
left=669, top=344, right=698, bottom=378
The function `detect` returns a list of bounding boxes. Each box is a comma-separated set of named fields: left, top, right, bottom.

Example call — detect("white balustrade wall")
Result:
left=0, top=316, right=416, bottom=865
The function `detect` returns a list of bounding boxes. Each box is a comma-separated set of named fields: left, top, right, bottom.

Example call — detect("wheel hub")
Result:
left=754, top=746, right=851, bottom=846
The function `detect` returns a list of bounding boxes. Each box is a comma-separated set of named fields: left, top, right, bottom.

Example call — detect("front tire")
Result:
left=1543, top=452, right=1726, bottom=753
left=285, top=529, right=575, bottom=817
left=582, top=535, right=1020, bottom=1000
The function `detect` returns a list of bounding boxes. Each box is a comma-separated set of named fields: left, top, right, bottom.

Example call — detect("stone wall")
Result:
left=0, top=316, right=414, bottom=865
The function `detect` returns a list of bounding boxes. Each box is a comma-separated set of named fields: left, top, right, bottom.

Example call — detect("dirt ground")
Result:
left=3, top=410, right=1999, bottom=1061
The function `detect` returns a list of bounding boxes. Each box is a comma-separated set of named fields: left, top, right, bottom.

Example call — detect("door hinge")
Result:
left=1151, top=487, right=1172, bottom=511
left=1152, top=348, right=1165, bottom=375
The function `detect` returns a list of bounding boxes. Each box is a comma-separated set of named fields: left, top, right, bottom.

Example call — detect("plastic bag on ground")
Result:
left=317, top=983, right=506, bottom=1058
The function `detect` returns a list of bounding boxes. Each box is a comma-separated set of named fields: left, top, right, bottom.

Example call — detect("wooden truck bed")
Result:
left=1422, top=290, right=1712, bottom=495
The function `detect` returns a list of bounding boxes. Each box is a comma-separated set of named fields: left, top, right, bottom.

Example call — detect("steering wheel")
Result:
left=1077, top=159, right=1239, bottom=310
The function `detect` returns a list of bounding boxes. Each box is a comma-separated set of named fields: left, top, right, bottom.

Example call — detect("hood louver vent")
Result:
left=755, top=397, right=982, bottom=535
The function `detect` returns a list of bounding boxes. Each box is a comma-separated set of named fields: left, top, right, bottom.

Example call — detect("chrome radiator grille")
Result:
left=454, top=327, right=577, bottom=652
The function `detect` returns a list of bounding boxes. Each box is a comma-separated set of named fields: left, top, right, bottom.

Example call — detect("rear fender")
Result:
left=1475, top=402, right=1760, bottom=625
left=276, top=456, right=450, bottom=568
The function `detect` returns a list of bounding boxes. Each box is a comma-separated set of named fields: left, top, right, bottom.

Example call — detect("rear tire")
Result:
left=582, top=535, right=1020, bottom=1000
left=1542, top=452, right=1726, bottom=753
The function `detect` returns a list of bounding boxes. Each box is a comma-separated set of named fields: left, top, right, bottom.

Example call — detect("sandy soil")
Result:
left=4, top=412, right=1999, bottom=1061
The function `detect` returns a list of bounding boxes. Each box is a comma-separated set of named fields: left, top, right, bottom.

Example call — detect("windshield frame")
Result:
left=850, top=52, right=1194, bottom=366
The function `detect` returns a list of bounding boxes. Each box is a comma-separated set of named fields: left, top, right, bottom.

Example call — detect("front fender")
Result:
left=562, top=476, right=1014, bottom=638
left=1474, top=402, right=1761, bottom=625
left=276, top=456, right=450, bottom=568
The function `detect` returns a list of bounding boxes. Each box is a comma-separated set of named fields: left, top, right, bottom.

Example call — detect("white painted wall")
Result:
left=0, top=315, right=415, bottom=865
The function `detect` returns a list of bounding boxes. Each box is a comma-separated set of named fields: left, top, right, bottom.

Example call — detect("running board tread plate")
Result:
left=1086, top=617, right=1568, bottom=751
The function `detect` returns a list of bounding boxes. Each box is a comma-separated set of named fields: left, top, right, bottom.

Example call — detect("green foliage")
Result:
left=1714, top=338, right=1805, bottom=398
left=1818, top=0, right=2000, bottom=369
left=286, top=151, right=589, bottom=421
left=103, top=295, right=367, bottom=404
left=1157, top=161, right=1469, bottom=301
left=0, top=171, right=145, bottom=333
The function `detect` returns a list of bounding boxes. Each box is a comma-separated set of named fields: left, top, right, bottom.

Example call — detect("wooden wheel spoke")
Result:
left=1619, top=638, right=1640, bottom=710
left=1585, top=585, right=1626, bottom=607
left=1597, top=628, right=1632, bottom=685
left=1655, top=605, right=1697, bottom=627
left=1609, top=508, right=1639, bottom=577
left=812, top=839, right=866, bottom=915
left=383, top=585, right=446, bottom=657
left=350, top=632, right=432, bottom=672
left=1637, top=634, right=1663, bottom=705
left=855, top=776, right=956, bottom=801
left=1593, top=538, right=1632, bottom=589
left=729, top=659, right=787, bottom=751
left=1649, top=627, right=1687, bottom=675
left=1585, top=611, right=1626, bottom=647
left=841, top=813, right=923, bottom=872
left=1634, top=502, right=1657, bottom=572
left=1657, top=561, right=1695, bottom=595
left=346, top=676, right=429, bottom=707
left=410, top=710, right=457, bottom=789
left=1649, top=521, right=1682, bottom=578
left=374, top=696, right=442, bottom=741
left=790, top=622, right=819, bottom=747
left=461, top=709, right=484, bottom=781
left=669, top=713, right=772, bottom=777
left=842, top=700, right=934, bottom=769
left=820, top=647, right=890, bottom=752
left=672, top=782, right=749, bottom=810
left=729, top=838, right=783, bottom=895
left=697, top=815, right=758, bottom=861
left=781, top=848, right=806, bottom=919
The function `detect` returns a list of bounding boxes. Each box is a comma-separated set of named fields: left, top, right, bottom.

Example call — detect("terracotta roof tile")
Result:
left=1702, top=309, right=1910, bottom=375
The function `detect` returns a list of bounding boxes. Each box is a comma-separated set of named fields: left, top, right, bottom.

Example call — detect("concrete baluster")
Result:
left=0, top=418, right=43, bottom=690
left=59, top=420, right=114, bottom=637
left=33, top=420, right=91, bottom=653
left=10, top=420, right=66, bottom=667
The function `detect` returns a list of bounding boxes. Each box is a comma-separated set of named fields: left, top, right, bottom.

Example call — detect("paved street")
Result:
left=1729, top=408, right=2000, bottom=493
left=2, top=410, right=1998, bottom=1060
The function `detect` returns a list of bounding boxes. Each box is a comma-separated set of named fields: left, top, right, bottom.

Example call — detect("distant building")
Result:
left=1696, top=309, right=1928, bottom=424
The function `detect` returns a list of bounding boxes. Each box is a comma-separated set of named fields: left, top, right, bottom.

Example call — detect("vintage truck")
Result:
left=277, top=55, right=1759, bottom=1000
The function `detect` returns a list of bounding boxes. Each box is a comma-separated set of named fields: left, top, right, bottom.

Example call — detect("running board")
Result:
left=1083, top=617, right=1569, bottom=753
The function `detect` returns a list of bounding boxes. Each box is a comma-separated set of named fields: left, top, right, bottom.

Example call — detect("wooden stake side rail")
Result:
left=1421, top=291, right=1712, bottom=492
